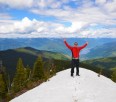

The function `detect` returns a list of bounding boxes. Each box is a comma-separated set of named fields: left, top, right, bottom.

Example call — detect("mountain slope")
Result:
left=82, top=41, right=116, bottom=59
left=14, top=47, right=70, bottom=60
left=10, top=68, right=116, bottom=102
left=83, top=57, right=116, bottom=70
left=1, top=38, right=116, bottom=56
left=0, top=47, right=70, bottom=78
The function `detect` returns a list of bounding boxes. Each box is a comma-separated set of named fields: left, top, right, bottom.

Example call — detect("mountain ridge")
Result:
left=0, top=47, right=70, bottom=79
left=82, top=56, right=116, bottom=70
left=1, top=38, right=116, bottom=57
left=10, top=68, right=116, bottom=102
left=81, top=41, right=116, bottom=60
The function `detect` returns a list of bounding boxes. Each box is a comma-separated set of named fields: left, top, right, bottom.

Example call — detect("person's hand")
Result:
left=64, top=38, right=66, bottom=41
left=86, top=42, right=88, bottom=45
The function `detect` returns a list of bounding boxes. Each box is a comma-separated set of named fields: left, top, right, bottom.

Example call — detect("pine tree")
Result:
left=11, top=58, right=26, bottom=92
left=1, top=67, right=10, bottom=94
left=111, top=69, right=116, bottom=82
left=0, top=61, right=8, bottom=101
left=50, top=63, right=56, bottom=76
left=0, top=74, right=7, bottom=99
left=98, top=68, right=102, bottom=77
left=25, top=65, right=31, bottom=81
left=32, top=56, right=45, bottom=80
left=44, top=61, right=50, bottom=80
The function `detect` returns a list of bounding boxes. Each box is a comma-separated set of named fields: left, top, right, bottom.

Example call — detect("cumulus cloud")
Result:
left=0, top=17, right=115, bottom=38
left=0, top=17, right=88, bottom=38
left=0, top=0, right=116, bottom=38
left=30, top=1, right=116, bottom=25
left=81, top=27, right=116, bottom=38
left=0, top=17, right=44, bottom=34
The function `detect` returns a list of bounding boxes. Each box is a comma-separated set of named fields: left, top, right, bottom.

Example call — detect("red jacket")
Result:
left=64, top=41, right=87, bottom=59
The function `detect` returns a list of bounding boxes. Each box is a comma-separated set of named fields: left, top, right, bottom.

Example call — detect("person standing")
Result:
left=64, top=39, right=88, bottom=77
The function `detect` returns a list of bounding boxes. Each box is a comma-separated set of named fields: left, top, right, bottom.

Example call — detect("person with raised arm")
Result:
left=64, top=39, right=88, bottom=77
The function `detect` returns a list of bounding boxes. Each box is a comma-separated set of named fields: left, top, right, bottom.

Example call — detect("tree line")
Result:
left=0, top=57, right=116, bottom=102
left=0, top=56, right=70, bottom=102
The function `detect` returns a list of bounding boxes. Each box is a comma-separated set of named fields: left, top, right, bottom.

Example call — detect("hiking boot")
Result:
left=76, top=74, right=80, bottom=76
left=71, top=73, right=73, bottom=77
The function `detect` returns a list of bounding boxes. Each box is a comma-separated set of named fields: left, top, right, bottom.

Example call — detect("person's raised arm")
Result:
left=64, top=39, right=72, bottom=50
left=79, top=42, right=88, bottom=50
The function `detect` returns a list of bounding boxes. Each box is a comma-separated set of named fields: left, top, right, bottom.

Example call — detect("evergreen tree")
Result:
left=0, top=74, right=7, bottom=99
left=25, top=65, right=31, bottom=81
left=50, top=63, right=56, bottom=76
left=11, top=58, right=26, bottom=92
left=32, top=56, right=45, bottom=80
left=112, top=69, right=116, bottom=82
left=0, top=62, right=8, bottom=101
left=98, top=68, right=102, bottom=77
left=43, top=60, right=51, bottom=81
left=1, top=67, right=10, bottom=94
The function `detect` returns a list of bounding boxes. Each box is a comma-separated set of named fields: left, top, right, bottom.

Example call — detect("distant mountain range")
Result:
left=0, top=47, right=70, bottom=78
left=0, top=38, right=116, bottom=53
left=0, top=38, right=116, bottom=60
left=81, top=41, right=116, bottom=60
left=82, top=56, right=116, bottom=70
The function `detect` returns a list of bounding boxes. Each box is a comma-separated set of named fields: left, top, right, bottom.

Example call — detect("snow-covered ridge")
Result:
left=10, top=68, right=116, bottom=102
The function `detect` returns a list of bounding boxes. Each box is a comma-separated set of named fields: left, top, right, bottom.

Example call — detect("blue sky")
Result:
left=0, top=0, right=116, bottom=38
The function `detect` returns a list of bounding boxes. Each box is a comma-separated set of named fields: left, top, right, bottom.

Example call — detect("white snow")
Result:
left=10, top=68, right=116, bottom=102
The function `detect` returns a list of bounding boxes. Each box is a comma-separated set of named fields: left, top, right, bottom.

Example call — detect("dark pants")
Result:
left=71, top=59, right=79, bottom=76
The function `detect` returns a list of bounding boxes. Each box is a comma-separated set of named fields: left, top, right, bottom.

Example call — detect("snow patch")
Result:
left=10, top=68, right=116, bottom=102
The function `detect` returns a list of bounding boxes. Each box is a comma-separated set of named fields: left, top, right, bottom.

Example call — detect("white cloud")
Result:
left=0, top=0, right=33, bottom=8
left=95, top=0, right=116, bottom=12
left=81, top=27, right=116, bottom=38
left=0, top=13, right=12, bottom=19
left=0, top=0, right=116, bottom=38
left=95, top=0, right=107, bottom=5
left=0, top=17, right=116, bottom=38
left=0, top=0, right=69, bottom=9
left=104, top=0, right=116, bottom=12
left=30, top=1, right=116, bottom=25
left=0, top=0, right=115, bottom=25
